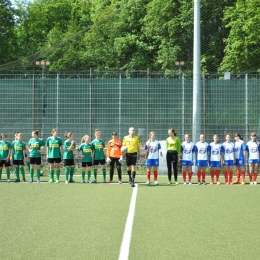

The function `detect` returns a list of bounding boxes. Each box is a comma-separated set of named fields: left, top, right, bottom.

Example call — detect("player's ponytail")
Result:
left=65, top=132, right=73, bottom=138
left=81, top=135, right=89, bottom=143
left=234, top=133, right=243, bottom=140
left=33, top=130, right=39, bottom=136
left=169, top=128, right=177, bottom=136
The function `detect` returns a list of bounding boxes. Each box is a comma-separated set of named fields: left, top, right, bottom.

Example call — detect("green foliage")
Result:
left=0, top=0, right=258, bottom=72
left=220, top=0, right=260, bottom=72
left=0, top=0, right=16, bottom=64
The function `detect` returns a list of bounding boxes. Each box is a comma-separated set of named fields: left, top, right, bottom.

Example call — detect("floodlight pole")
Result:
left=192, top=0, right=201, bottom=174
left=192, top=0, right=201, bottom=142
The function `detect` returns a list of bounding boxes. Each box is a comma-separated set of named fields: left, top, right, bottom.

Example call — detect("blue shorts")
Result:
left=146, top=159, right=159, bottom=167
left=209, top=161, right=221, bottom=168
left=248, top=159, right=259, bottom=165
left=223, top=160, right=234, bottom=166
left=196, top=160, right=208, bottom=167
left=182, top=160, right=193, bottom=166
left=235, top=159, right=245, bottom=167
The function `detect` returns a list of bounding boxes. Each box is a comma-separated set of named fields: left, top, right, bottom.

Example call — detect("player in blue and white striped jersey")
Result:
left=233, top=133, right=246, bottom=185
left=207, top=134, right=222, bottom=185
left=181, top=134, right=195, bottom=185
left=246, top=132, right=260, bottom=185
left=194, top=134, right=209, bottom=185
left=221, top=134, right=235, bottom=185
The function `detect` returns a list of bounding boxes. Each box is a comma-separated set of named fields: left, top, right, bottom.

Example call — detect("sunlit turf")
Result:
left=1, top=174, right=260, bottom=260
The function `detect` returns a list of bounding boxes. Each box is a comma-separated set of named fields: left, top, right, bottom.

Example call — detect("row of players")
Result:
left=0, top=127, right=258, bottom=186
left=180, top=132, right=259, bottom=186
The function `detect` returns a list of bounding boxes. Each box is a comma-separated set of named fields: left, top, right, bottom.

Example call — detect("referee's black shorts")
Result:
left=126, top=152, right=137, bottom=166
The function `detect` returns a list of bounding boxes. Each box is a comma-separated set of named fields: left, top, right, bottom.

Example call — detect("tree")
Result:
left=220, top=0, right=260, bottom=72
left=0, top=0, right=16, bottom=65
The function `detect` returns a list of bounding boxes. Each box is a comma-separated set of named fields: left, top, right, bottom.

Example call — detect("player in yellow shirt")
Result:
left=123, top=127, right=141, bottom=187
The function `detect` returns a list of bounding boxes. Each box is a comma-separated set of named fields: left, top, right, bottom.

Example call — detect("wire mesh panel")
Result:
left=0, top=72, right=260, bottom=146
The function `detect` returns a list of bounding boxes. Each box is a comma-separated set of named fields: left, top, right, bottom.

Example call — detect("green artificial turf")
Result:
left=130, top=181, right=260, bottom=260
left=1, top=175, right=260, bottom=260
left=0, top=184, right=132, bottom=260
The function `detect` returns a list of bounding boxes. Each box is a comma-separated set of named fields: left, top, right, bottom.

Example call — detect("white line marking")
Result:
left=118, top=184, right=138, bottom=260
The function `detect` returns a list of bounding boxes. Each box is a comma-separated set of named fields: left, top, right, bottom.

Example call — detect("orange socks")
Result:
left=147, top=171, right=151, bottom=181
left=210, top=169, right=214, bottom=182
left=229, top=171, right=233, bottom=184
left=188, top=172, right=192, bottom=182
left=197, top=171, right=201, bottom=182
left=202, top=172, right=206, bottom=182
left=241, top=171, right=245, bottom=181
left=154, top=171, right=158, bottom=181
left=224, top=171, right=228, bottom=183
left=216, top=169, right=220, bottom=182
left=182, top=171, right=186, bottom=182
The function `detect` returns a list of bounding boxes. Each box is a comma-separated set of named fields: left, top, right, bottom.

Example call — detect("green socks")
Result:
left=0, top=168, right=2, bottom=180
left=15, top=167, right=20, bottom=180
left=94, top=169, right=97, bottom=181
left=82, top=171, right=85, bottom=181
left=56, top=169, right=60, bottom=181
left=37, top=169, right=41, bottom=180
left=65, top=168, right=69, bottom=181
left=30, top=168, right=34, bottom=180
left=70, top=167, right=74, bottom=181
left=6, top=169, right=10, bottom=180
left=20, top=167, right=25, bottom=180
left=87, top=171, right=91, bottom=180
left=102, top=169, right=106, bottom=181
left=50, top=169, right=54, bottom=180
left=26, top=162, right=30, bottom=171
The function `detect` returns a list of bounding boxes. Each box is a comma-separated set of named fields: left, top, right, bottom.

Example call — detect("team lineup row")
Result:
left=0, top=128, right=259, bottom=187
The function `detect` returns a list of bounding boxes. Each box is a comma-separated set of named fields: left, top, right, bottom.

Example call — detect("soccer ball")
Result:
left=121, top=146, right=127, bottom=154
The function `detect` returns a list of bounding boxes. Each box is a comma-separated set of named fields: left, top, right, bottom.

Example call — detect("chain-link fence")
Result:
left=1, top=70, right=260, bottom=145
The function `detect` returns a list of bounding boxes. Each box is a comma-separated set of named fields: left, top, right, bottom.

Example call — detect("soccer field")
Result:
left=1, top=175, right=260, bottom=260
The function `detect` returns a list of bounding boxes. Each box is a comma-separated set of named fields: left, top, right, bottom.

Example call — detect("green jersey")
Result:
left=78, top=143, right=93, bottom=162
left=12, top=141, right=26, bottom=160
left=91, top=139, right=105, bottom=160
left=46, top=136, right=63, bottom=158
left=166, top=136, right=181, bottom=153
left=28, top=138, right=45, bottom=158
left=0, top=140, right=11, bottom=160
left=63, top=140, right=76, bottom=159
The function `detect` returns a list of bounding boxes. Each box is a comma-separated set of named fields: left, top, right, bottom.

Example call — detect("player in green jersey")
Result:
left=0, top=134, right=12, bottom=182
left=46, top=129, right=63, bottom=183
left=78, top=135, right=93, bottom=183
left=63, top=132, right=76, bottom=184
left=91, top=129, right=106, bottom=183
left=27, top=130, right=45, bottom=183
left=11, top=133, right=27, bottom=182
left=13, top=131, right=30, bottom=175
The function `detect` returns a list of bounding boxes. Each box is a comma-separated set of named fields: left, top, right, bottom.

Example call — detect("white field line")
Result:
left=118, top=184, right=138, bottom=260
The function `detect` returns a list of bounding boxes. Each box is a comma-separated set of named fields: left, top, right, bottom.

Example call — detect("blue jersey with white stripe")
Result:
left=246, top=140, right=260, bottom=160
left=221, top=142, right=235, bottom=160
left=234, top=140, right=246, bottom=160
left=208, top=142, right=222, bottom=162
left=181, top=141, right=195, bottom=161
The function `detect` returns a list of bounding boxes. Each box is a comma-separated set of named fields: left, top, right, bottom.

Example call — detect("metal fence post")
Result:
left=56, top=73, right=59, bottom=130
left=119, top=73, right=122, bottom=138
left=89, top=68, right=92, bottom=136
left=147, top=68, right=150, bottom=137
